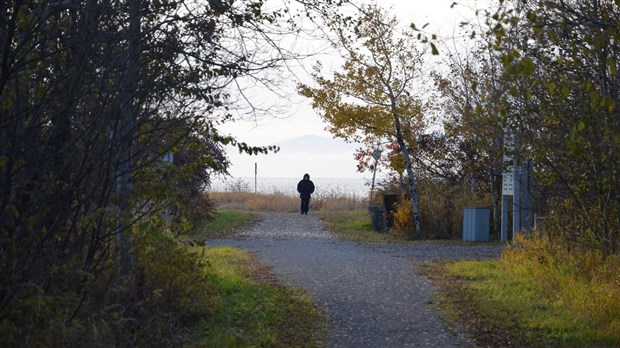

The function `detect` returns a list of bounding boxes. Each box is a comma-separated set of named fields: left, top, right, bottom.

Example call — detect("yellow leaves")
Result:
left=609, top=58, right=618, bottom=77
left=297, top=2, right=430, bottom=145
left=606, top=100, right=616, bottom=113
left=2, top=95, right=14, bottom=110
left=546, top=82, right=557, bottom=94
left=522, top=57, right=535, bottom=75
left=501, top=53, right=512, bottom=65
left=577, top=121, right=586, bottom=132
left=567, top=121, right=587, bottom=156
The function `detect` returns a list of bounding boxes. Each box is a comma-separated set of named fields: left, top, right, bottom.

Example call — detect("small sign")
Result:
left=372, top=149, right=382, bottom=160
left=504, top=132, right=515, bottom=152
left=163, top=151, right=174, bottom=163
left=503, top=128, right=515, bottom=196
left=390, top=155, right=406, bottom=173
left=502, top=171, right=513, bottom=195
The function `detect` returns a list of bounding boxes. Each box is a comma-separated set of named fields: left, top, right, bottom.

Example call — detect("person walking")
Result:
left=297, top=173, right=315, bottom=214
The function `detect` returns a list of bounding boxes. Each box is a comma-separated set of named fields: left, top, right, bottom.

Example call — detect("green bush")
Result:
left=0, top=221, right=219, bottom=347
left=129, top=222, right=220, bottom=345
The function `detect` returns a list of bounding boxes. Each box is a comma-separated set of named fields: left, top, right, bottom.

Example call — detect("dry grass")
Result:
left=433, top=232, right=620, bottom=347
left=209, top=191, right=366, bottom=212
left=499, top=232, right=620, bottom=345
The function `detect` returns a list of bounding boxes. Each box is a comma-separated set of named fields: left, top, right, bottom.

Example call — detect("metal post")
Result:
left=520, top=160, right=533, bottom=232
left=370, top=162, right=378, bottom=204
left=501, top=195, right=509, bottom=242
left=502, top=128, right=515, bottom=243
left=254, top=162, right=257, bottom=193
left=163, top=151, right=173, bottom=223
left=370, top=148, right=382, bottom=205
left=512, top=162, right=521, bottom=235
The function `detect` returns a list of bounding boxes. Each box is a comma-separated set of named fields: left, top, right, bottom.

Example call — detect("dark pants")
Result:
left=300, top=196, right=310, bottom=214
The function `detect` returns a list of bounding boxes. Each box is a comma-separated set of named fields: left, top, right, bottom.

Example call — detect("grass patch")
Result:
left=316, top=210, right=494, bottom=245
left=210, top=191, right=300, bottom=212
left=189, top=246, right=325, bottom=347
left=210, top=191, right=366, bottom=213
left=190, top=210, right=259, bottom=240
left=316, top=210, right=497, bottom=246
left=317, top=210, right=397, bottom=243
left=430, top=255, right=620, bottom=347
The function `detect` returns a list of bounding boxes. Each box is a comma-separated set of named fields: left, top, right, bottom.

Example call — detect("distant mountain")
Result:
left=226, top=134, right=367, bottom=178
left=274, top=135, right=362, bottom=154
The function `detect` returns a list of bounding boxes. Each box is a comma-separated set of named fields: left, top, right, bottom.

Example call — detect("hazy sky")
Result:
left=217, top=0, right=482, bottom=179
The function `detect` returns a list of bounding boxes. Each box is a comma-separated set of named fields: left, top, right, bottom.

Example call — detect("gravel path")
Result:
left=207, top=212, right=502, bottom=348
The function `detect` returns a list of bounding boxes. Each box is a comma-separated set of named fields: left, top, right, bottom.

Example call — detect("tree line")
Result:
left=0, top=0, right=328, bottom=345
left=299, top=0, right=619, bottom=254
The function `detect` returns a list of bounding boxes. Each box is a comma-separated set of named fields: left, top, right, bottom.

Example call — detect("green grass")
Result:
left=190, top=210, right=259, bottom=240
left=433, top=259, right=620, bottom=347
left=317, top=210, right=398, bottom=243
left=188, top=246, right=325, bottom=347
left=316, top=209, right=498, bottom=246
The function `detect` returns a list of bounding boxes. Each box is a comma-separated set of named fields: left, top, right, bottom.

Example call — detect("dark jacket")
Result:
left=297, top=179, right=315, bottom=198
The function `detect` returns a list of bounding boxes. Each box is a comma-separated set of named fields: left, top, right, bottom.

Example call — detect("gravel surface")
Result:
left=207, top=212, right=502, bottom=348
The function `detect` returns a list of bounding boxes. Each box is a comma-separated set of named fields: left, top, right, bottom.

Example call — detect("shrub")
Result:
left=131, top=223, right=218, bottom=345
left=540, top=197, right=620, bottom=256
left=378, top=175, right=492, bottom=239
left=224, top=178, right=253, bottom=192
left=0, top=220, right=219, bottom=347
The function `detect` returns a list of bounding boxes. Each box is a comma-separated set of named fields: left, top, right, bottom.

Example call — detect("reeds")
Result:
left=209, top=188, right=366, bottom=213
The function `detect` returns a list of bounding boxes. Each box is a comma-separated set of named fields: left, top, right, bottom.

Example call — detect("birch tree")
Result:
left=298, top=4, right=430, bottom=235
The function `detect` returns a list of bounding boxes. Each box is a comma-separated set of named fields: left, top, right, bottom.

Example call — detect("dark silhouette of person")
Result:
left=297, top=173, right=315, bottom=214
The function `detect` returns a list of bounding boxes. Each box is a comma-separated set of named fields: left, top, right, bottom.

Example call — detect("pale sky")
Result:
left=217, top=0, right=483, bottom=179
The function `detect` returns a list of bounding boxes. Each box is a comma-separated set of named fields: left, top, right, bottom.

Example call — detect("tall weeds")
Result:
left=501, top=232, right=620, bottom=343
left=209, top=190, right=366, bottom=212
left=313, top=188, right=366, bottom=211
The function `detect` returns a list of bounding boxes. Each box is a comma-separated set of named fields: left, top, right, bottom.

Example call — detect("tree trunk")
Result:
left=390, top=100, right=422, bottom=235
left=115, top=0, right=141, bottom=283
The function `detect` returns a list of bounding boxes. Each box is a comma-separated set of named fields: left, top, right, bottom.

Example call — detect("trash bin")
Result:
left=463, top=207, right=490, bottom=242
left=368, top=205, right=386, bottom=232
left=383, top=193, right=399, bottom=229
